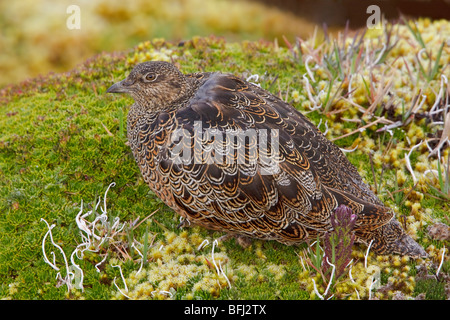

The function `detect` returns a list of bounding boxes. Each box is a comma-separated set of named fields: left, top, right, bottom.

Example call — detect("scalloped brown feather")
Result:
left=108, top=61, right=427, bottom=258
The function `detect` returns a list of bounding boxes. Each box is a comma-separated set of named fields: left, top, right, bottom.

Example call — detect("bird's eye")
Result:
left=145, top=73, right=157, bottom=82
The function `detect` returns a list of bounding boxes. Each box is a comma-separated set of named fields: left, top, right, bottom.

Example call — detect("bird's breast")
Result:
left=127, top=109, right=179, bottom=208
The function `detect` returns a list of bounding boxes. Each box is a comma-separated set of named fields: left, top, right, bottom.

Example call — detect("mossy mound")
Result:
left=0, top=18, right=449, bottom=300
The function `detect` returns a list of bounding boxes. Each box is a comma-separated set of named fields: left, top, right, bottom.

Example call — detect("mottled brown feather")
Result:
left=107, top=61, right=427, bottom=258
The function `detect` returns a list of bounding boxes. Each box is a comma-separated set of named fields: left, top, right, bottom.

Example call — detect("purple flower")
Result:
left=323, top=204, right=357, bottom=281
left=330, top=205, right=357, bottom=231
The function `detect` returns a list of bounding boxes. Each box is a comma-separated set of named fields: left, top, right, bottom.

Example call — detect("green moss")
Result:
left=414, top=278, right=446, bottom=300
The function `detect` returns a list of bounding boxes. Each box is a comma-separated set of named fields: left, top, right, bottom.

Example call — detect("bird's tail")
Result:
left=368, top=220, right=427, bottom=258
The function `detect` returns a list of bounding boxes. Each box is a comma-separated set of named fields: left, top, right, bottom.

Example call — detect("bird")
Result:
left=106, top=61, right=427, bottom=258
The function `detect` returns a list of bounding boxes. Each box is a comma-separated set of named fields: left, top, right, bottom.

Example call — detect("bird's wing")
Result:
left=153, top=73, right=393, bottom=239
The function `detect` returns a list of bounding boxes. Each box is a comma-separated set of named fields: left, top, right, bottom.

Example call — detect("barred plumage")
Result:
left=107, top=61, right=427, bottom=258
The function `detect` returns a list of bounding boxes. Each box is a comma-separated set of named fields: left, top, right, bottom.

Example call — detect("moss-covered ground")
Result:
left=0, top=19, right=449, bottom=300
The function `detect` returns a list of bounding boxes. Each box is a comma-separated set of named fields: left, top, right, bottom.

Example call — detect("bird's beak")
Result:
left=106, top=79, right=130, bottom=94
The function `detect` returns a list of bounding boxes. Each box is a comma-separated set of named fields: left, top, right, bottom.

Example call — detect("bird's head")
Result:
left=106, top=61, right=189, bottom=111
